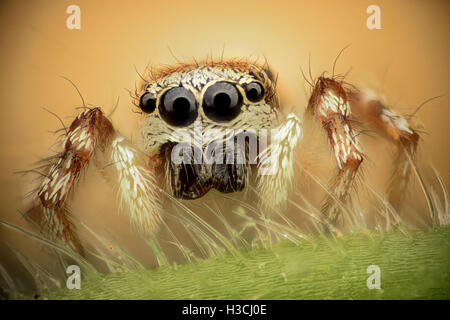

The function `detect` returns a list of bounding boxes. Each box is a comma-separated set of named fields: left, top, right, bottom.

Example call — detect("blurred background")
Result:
left=0, top=0, right=448, bottom=293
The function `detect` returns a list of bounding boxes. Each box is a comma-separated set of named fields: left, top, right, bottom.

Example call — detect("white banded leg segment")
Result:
left=322, top=116, right=363, bottom=223
left=307, top=77, right=363, bottom=224
left=32, top=107, right=114, bottom=254
left=101, top=134, right=162, bottom=234
left=257, top=113, right=302, bottom=210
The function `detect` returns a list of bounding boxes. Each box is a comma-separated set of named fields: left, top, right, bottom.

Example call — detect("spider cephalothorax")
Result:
left=25, top=58, right=419, bottom=254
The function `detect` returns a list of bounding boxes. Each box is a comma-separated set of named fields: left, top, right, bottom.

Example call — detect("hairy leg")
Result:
left=257, top=113, right=302, bottom=211
left=28, top=107, right=161, bottom=254
left=306, top=77, right=364, bottom=226
left=349, top=90, right=419, bottom=207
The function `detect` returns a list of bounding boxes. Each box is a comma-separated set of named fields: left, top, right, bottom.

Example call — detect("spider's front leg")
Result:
left=306, top=77, right=364, bottom=226
left=257, top=113, right=302, bottom=211
left=28, top=108, right=162, bottom=254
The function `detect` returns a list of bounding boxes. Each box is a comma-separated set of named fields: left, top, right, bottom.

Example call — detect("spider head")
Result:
left=134, top=60, right=280, bottom=199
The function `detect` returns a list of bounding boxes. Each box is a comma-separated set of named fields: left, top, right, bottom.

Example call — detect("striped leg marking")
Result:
left=307, top=77, right=363, bottom=224
left=30, top=107, right=161, bottom=254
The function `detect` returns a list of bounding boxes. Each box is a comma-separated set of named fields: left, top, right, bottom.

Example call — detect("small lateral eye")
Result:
left=244, top=82, right=265, bottom=102
left=139, top=92, right=157, bottom=113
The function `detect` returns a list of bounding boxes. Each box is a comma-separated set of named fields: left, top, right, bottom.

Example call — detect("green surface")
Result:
left=41, top=227, right=450, bottom=300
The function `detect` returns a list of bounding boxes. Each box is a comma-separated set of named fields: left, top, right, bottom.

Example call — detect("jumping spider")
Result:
left=25, top=59, right=419, bottom=254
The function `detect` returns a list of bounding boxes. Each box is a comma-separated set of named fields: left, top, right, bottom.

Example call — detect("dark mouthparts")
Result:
left=163, top=139, right=255, bottom=199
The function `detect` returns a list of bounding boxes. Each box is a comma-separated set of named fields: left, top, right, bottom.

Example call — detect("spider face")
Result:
left=135, top=62, right=280, bottom=199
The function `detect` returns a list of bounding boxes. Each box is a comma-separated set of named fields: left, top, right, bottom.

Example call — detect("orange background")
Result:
left=0, top=0, right=448, bottom=275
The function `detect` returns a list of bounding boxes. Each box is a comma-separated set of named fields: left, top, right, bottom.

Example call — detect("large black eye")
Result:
left=139, top=92, right=157, bottom=113
left=203, top=82, right=242, bottom=122
left=159, top=87, right=198, bottom=127
left=244, top=82, right=265, bottom=102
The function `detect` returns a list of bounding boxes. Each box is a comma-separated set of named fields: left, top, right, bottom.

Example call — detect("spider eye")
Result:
left=244, top=82, right=265, bottom=102
left=139, top=92, right=157, bottom=113
left=159, top=87, right=198, bottom=126
left=203, top=82, right=242, bottom=122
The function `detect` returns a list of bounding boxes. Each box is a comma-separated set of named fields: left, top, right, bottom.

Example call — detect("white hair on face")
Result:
left=257, top=113, right=302, bottom=211
left=104, top=134, right=162, bottom=234
left=140, top=64, right=278, bottom=156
